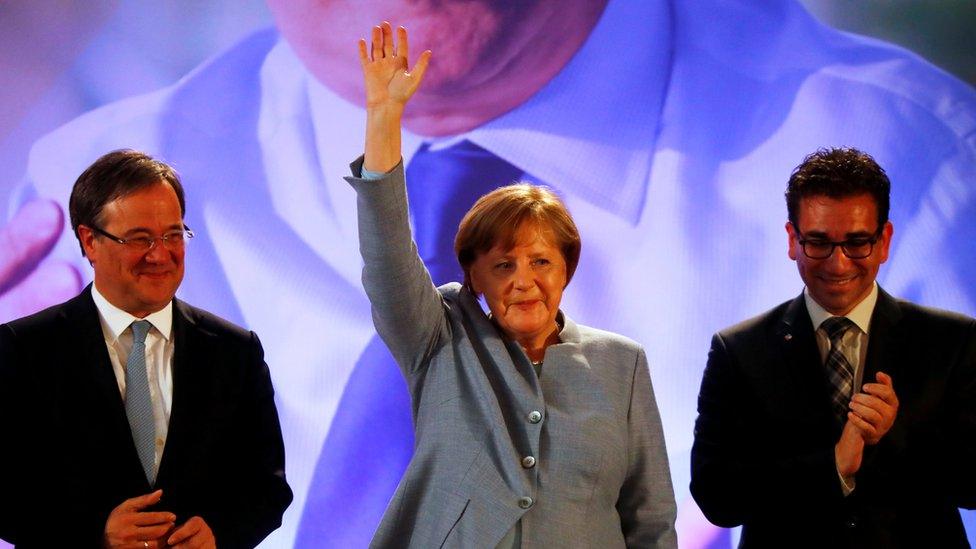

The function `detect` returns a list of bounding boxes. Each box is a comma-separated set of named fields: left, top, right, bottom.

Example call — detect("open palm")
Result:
left=359, top=22, right=431, bottom=109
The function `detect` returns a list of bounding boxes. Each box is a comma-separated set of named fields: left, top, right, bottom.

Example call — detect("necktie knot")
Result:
left=130, top=320, right=152, bottom=343
left=821, top=316, right=854, bottom=344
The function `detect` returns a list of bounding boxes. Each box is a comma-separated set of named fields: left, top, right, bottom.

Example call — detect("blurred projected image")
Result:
left=1, top=0, right=974, bottom=547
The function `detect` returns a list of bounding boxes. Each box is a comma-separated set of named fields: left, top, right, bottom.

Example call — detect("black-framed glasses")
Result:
left=91, top=225, right=194, bottom=252
left=797, top=230, right=881, bottom=259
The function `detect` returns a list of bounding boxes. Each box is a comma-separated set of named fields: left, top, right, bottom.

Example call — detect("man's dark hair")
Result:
left=69, top=149, right=186, bottom=256
left=785, top=147, right=890, bottom=231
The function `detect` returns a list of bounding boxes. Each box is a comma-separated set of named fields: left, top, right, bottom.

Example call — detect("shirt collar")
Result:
left=304, top=0, right=672, bottom=224
left=91, top=283, right=174, bottom=342
left=805, top=282, right=878, bottom=335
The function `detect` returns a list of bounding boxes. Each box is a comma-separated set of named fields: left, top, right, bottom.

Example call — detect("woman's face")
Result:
left=469, top=223, right=567, bottom=348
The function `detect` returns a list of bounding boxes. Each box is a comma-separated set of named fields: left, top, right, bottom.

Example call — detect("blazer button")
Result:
left=518, top=496, right=534, bottom=509
left=527, top=410, right=543, bottom=424
left=521, top=456, right=536, bottom=469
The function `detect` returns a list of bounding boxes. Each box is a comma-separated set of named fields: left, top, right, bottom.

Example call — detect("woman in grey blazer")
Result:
left=352, top=23, right=677, bottom=548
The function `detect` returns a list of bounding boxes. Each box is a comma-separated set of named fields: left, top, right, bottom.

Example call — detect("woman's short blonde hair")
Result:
left=454, top=183, right=581, bottom=292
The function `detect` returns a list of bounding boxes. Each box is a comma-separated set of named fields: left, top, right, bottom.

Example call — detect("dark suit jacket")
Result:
left=0, top=286, right=292, bottom=548
left=691, top=287, right=976, bottom=548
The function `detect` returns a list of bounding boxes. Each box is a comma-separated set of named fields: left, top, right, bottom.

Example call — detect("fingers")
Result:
left=863, top=371, right=898, bottom=405
left=0, top=199, right=64, bottom=294
left=167, top=516, right=214, bottom=548
left=381, top=21, right=394, bottom=58
left=397, top=25, right=409, bottom=61
left=133, top=511, right=178, bottom=527
left=846, top=410, right=876, bottom=438
left=370, top=25, right=382, bottom=60
left=875, top=371, right=893, bottom=386
left=167, top=518, right=200, bottom=546
left=358, top=38, right=369, bottom=66
left=362, top=22, right=421, bottom=63
left=120, top=490, right=164, bottom=512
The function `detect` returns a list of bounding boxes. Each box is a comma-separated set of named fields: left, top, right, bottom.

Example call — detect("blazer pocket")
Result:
left=432, top=487, right=471, bottom=549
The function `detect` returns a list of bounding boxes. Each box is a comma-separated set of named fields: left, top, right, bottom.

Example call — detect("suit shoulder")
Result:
left=715, top=299, right=795, bottom=345
left=177, top=301, right=254, bottom=342
left=574, top=323, right=643, bottom=356
left=895, top=299, right=976, bottom=333
left=0, top=293, right=87, bottom=340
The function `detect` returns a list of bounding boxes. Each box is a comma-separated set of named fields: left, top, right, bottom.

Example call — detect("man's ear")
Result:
left=78, top=225, right=97, bottom=263
left=876, top=220, right=894, bottom=264
left=786, top=221, right=799, bottom=261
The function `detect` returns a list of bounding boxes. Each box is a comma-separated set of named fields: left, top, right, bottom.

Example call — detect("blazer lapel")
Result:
left=862, top=287, right=904, bottom=387
left=156, top=299, right=206, bottom=487
left=65, top=285, right=152, bottom=491
left=777, top=293, right=837, bottom=436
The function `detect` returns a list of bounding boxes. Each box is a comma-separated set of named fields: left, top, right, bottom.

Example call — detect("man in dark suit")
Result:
left=0, top=150, right=292, bottom=548
left=690, top=148, right=976, bottom=547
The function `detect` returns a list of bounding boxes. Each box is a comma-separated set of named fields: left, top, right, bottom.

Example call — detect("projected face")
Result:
left=265, top=0, right=609, bottom=135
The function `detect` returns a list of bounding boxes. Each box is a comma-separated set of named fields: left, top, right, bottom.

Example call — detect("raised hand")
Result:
left=360, top=22, right=431, bottom=173
left=358, top=21, right=431, bottom=110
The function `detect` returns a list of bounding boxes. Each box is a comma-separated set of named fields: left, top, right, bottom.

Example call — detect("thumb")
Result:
left=875, top=371, right=893, bottom=386
left=123, top=489, right=163, bottom=511
left=408, top=50, right=432, bottom=89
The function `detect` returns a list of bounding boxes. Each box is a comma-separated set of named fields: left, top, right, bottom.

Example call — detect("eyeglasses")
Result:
left=91, top=225, right=194, bottom=252
left=797, top=231, right=880, bottom=259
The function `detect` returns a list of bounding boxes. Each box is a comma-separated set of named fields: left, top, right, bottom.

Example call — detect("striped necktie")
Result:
left=821, top=316, right=856, bottom=425
left=125, top=320, right=156, bottom=484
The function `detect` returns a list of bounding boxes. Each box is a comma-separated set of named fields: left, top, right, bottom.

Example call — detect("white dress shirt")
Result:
left=805, top=282, right=880, bottom=495
left=91, top=284, right=174, bottom=477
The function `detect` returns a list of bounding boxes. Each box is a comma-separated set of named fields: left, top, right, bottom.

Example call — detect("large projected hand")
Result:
left=0, top=200, right=81, bottom=322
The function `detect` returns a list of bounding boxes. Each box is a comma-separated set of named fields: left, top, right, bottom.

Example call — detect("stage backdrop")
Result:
left=1, top=1, right=974, bottom=547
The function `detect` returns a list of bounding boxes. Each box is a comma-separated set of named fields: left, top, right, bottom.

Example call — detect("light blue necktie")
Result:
left=125, top=320, right=156, bottom=485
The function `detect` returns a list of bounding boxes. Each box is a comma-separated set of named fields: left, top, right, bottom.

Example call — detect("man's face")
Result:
left=787, top=193, right=892, bottom=315
left=80, top=182, right=185, bottom=317
left=469, top=223, right=567, bottom=346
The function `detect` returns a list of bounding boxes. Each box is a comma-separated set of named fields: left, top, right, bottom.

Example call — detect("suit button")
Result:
left=527, top=411, right=543, bottom=423
left=521, top=456, right=536, bottom=468
left=518, top=496, right=534, bottom=509
left=846, top=519, right=857, bottom=529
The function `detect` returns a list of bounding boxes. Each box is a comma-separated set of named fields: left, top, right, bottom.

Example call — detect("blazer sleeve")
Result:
left=206, top=331, right=293, bottom=547
left=0, top=324, right=22, bottom=543
left=690, top=332, right=844, bottom=527
left=345, top=156, right=451, bottom=376
left=615, top=347, right=678, bottom=548
left=946, top=318, right=976, bottom=508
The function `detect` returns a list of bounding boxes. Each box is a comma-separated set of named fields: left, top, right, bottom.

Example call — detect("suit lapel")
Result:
left=156, top=299, right=205, bottom=487
left=65, top=286, right=151, bottom=491
left=777, top=293, right=838, bottom=434
left=862, top=287, right=904, bottom=387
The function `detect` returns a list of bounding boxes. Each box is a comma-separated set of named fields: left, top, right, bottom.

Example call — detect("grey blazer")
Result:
left=349, top=158, right=677, bottom=548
